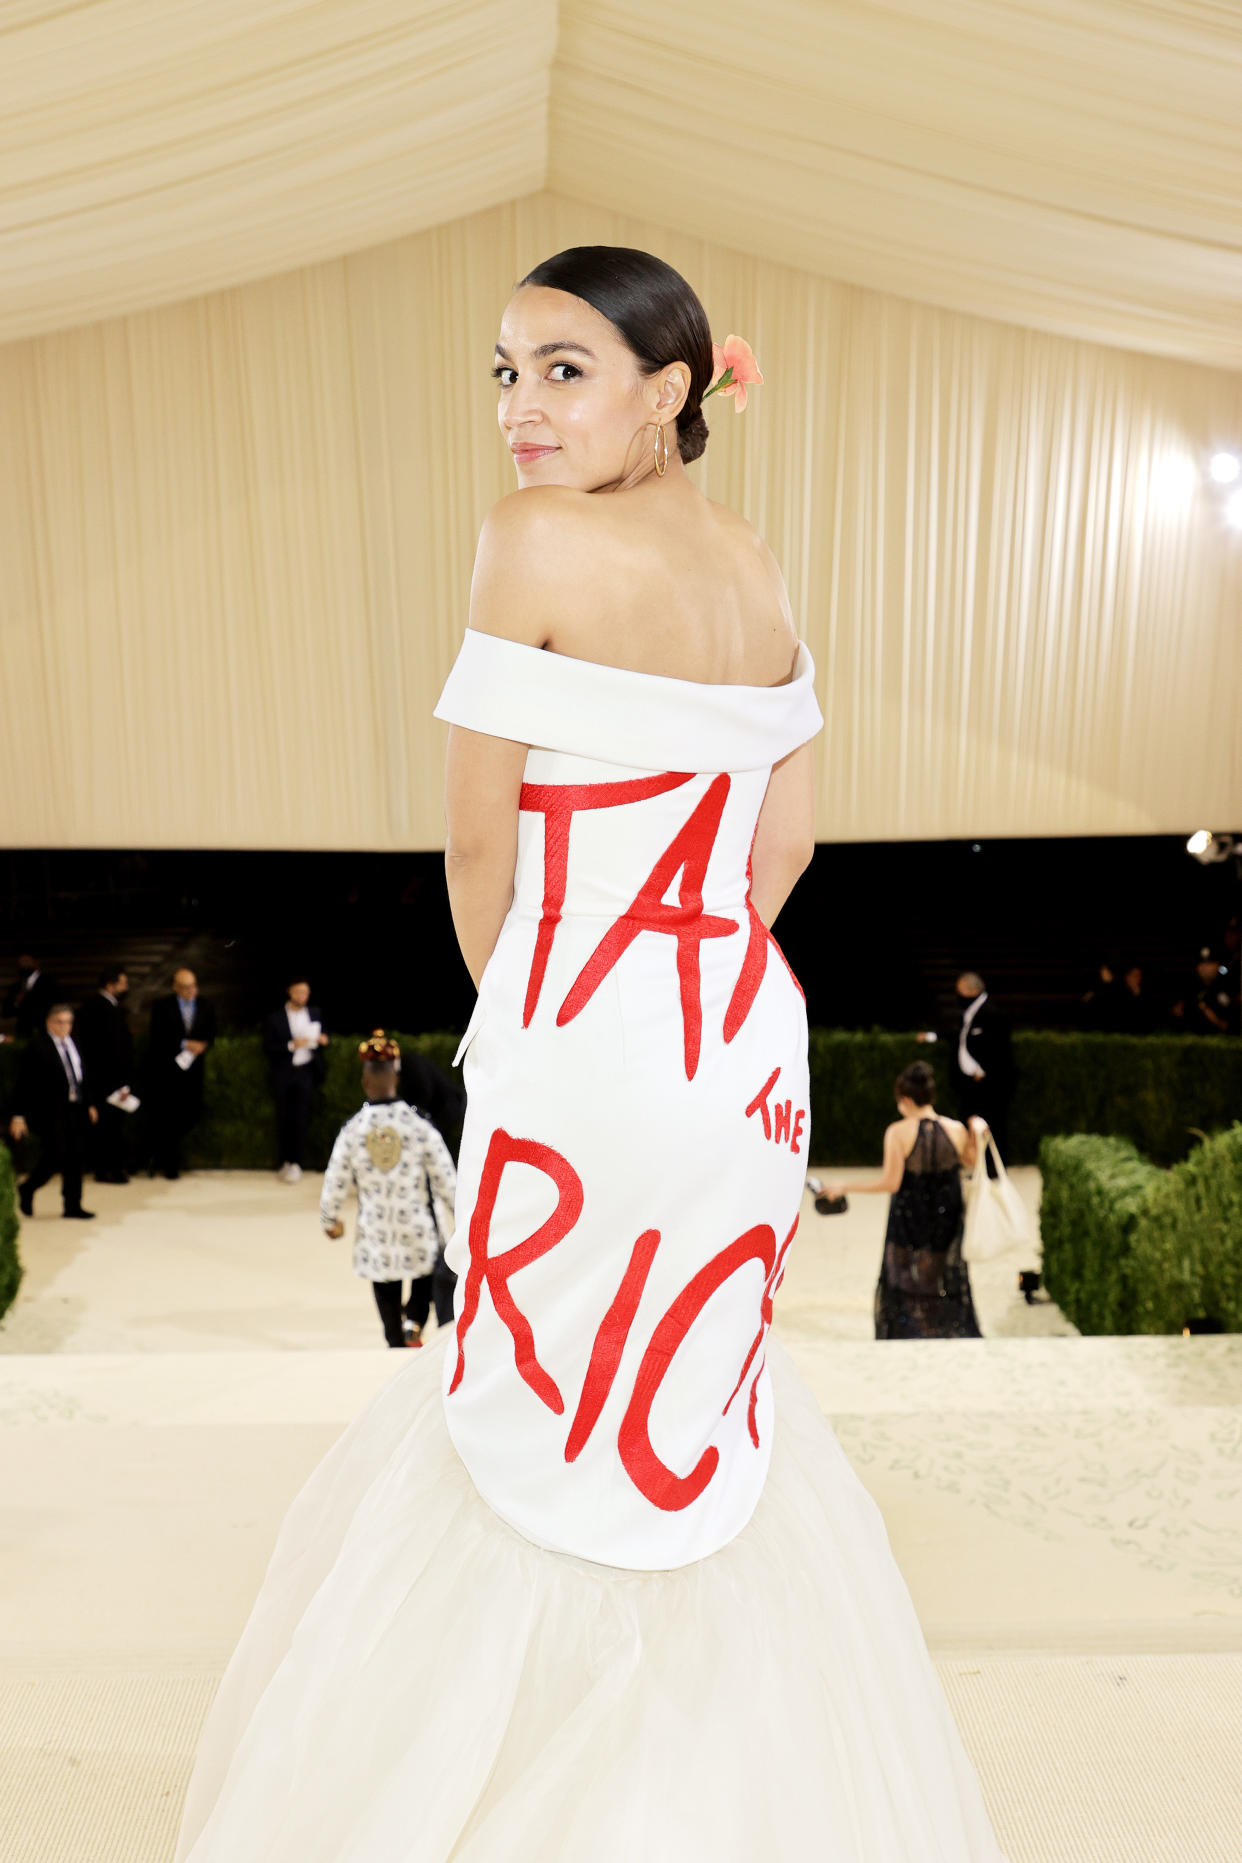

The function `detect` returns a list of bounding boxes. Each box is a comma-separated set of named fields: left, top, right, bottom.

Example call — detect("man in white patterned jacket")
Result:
left=320, top=1032, right=458, bottom=1349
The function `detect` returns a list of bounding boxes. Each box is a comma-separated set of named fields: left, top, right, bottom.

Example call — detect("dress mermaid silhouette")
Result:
left=174, top=633, right=1007, bottom=1861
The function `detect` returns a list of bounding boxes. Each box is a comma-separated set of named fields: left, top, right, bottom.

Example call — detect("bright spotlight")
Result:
left=1209, top=452, right=1241, bottom=484
left=1227, top=490, right=1242, bottom=529
left=1187, top=832, right=1237, bottom=866
left=1150, top=455, right=1197, bottom=509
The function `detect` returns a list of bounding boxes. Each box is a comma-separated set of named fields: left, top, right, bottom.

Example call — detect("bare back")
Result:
left=476, top=478, right=799, bottom=690
left=892, top=1111, right=969, bottom=1165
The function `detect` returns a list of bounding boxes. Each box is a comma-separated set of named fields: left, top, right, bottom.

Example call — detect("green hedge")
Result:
left=0, top=1141, right=21, bottom=1323
left=1130, top=1124, right=1242, bottom=1334
left=2, top=1027, right=1239, bottom=1175
left=0, top=1030, right=461, bottom=1181
left=1040, top=1124, right=1242, bottom=1334
left=1037, top=1135, right=1164, bottom=1333
left=1008, top=1033, right=1242, bottom=1167
left=806, top=1030, right=1242, bottom=1167
left=184, top=1031, right=462, bottom=1172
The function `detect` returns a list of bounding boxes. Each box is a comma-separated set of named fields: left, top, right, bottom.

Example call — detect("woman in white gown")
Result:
left=174, top=247, right=1008, bottom=1861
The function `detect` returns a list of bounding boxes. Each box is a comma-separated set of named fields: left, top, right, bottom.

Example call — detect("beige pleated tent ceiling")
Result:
left=2, top=0, right=1241, bottom=849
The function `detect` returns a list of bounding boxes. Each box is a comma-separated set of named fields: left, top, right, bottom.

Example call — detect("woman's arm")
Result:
left=959, top=1115, right=988, bottom=1172
left=442, top=494, right=576, bottom=987
left=826, top=1123, right=908, bottom=1199
left=750, top=740, right=815, bottom=929
left=443, top=724, right=528, bottom=988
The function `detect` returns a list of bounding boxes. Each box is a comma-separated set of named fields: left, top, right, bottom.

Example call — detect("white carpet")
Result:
left=1, top=1169, right=1239, bottom=1861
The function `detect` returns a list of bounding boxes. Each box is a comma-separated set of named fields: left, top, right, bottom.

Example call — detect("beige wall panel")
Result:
left=1, top=190, right=1240, bottom=849
left=0, top=0, right=554, bottom=342
left=552, top=0, right=1242, bottom=368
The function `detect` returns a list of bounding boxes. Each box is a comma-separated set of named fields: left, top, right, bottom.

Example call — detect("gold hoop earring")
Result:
left=653, top=423, right=669, bottom=477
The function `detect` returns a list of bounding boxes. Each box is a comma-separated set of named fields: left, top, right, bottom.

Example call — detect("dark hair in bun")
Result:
left=895, top=1061, right=936, bottom=1106
left=518, top=246, right=714, bottom=464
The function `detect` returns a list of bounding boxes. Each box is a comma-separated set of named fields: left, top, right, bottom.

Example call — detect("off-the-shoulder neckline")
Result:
left=461, top=629, right=810, bottom=699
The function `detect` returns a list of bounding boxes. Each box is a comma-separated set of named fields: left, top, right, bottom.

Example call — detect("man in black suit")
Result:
left=919, top=969, right=1014, bottom=1173
left=262, top=976, right=329, bottom=1183
left=7, top=1004, right=98, bottom=1218
left=4, top=955, right=64, bottom=1038
left=74, top=964, right=135, bottom=1183
left=146, top=968, right=217, bottom=1179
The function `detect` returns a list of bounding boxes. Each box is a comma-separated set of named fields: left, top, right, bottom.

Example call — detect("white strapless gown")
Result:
left=175, top=634, right=1008, bottom=1861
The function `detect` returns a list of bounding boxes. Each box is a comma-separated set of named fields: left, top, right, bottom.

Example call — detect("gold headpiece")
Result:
left=358, top=1029, right=400, bottom=1063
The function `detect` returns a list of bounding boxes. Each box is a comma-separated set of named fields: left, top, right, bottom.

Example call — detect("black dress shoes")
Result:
left=63, top=1208, right=96, bottom=1220
left=18, top=1188, right=33, bottom=1218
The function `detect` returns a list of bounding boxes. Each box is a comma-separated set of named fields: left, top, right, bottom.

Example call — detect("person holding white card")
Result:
left=262, top=975, right=329, bottom=1184
left=146, top=969, right=217, bottom=1179
left=74, top=964, right=135, bottom=1183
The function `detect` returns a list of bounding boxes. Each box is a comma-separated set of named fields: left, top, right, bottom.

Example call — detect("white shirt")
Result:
left=958, top=991, right=988, bottom=1081
left=286, top=1004, right=317, bottom=1067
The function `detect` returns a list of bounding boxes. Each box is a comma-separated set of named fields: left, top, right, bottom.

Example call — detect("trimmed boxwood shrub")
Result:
left=0, top=1028, right=462, bottom=1185
left=806, top=1030, right=1242, bottom=1167
left=2, top=1026, right=1238, bottom=1177
left=807, top=1030, right=927, bottom=1164
left=1009, top=1033, right=1242, bottom=1167
left=184, top=1031, right=463, bottom=1172
left=1130, top=1123, right=1242, bottom=1334
left=0, top=1140, right=21, bottom=1322
left=1040, top=1124, right=1242, bottom=1334
left=1037, top=1135, right=1163, bottom=1333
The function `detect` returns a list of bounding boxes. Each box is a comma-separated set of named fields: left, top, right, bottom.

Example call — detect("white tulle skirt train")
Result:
left=175, top=1332, right=1007, bottom=1861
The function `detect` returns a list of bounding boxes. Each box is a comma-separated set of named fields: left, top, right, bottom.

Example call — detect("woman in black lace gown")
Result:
left=827, top=1061, right=986, bottom=1339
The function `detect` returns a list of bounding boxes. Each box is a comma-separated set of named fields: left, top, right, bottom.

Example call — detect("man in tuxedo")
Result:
left=74, top=965, right=135, bottom=1183
left=1081, top=956, right=1126, bottom=1032
left=4, top=955, right=64, bottom=1038
left=1173, top=947, right=1234, bottom=1036
left=7, top=1005, right=98, bottom=1218
left=146, top=968, right=217, bottom=1178
left=262, top=976, right=329, bottom=1184
left=919, top=970, right=1013, bottom=1172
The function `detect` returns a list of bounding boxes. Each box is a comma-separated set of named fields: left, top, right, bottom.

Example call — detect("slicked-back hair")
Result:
left=518, top=246, right=714, bottom=464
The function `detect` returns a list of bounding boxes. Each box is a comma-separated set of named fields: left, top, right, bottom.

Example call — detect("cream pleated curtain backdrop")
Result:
left=1, top=189, right=1240, bottom=848
left=7, top=2, right=1242, bottom=368
left=0, top=0, right=555, bottom=342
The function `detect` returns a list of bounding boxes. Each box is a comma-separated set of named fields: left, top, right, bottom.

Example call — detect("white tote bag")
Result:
left=962, top=1135, right=1035, bottom=1263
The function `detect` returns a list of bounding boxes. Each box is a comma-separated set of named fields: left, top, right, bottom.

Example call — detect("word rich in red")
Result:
left=449, top=1126, right=797, bottom=1513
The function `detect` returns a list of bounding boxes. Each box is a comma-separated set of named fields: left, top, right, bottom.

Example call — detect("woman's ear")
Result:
left=654, top=365, right=688, bottom=420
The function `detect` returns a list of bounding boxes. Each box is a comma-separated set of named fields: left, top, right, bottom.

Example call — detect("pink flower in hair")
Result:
left=704, top=334, right=764, bottom=412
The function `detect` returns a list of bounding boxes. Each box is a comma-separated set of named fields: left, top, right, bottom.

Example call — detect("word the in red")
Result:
left=745, top=1065, right=806, bottom=1154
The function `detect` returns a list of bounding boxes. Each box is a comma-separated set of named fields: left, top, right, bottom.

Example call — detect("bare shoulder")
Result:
left=890, top=1115, right=928, bottom=1161
left=470, top=489, right=601, bottom=646
left=477, top=485, right=594, bottom=546
left=705, top=498, right=798, bottom=668
left=706, top=498, right=791, bottom=592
